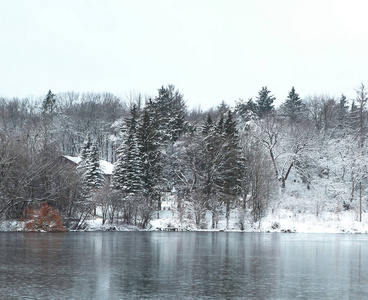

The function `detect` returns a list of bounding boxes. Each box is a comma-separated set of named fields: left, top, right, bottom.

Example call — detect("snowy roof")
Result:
left=62, top=155, right=114, bottom=176
left=99, top=160, right=114, bottom=175
left=62, top=155, right=82, bottom=165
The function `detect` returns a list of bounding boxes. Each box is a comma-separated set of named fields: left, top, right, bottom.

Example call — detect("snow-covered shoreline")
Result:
left=149, top=209, right=368, bottom=234
left=2, top=209, right=368, bottom=234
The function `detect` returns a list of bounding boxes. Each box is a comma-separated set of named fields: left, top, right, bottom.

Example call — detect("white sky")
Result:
left=1, top=0, right=368, bottom=110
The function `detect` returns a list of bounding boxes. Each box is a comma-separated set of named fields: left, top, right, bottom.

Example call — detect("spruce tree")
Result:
left=137, top=107, right=162, bottom=203
left=112, top=105, right=144, bottom=194
left=42, top=90, right=57, bottom=115
left=81, top=142, right=105, bottom=197
left=337, top=94, right=349, bottom=129
left=201, top=113, right=223, bottom=228
left=41, top=90, right=58, bottom=149
left=281, top=86, right=303, bottom=122
left=352, top=84, right=368, bottom=148
left=202, top=113, right=213, bottom=135
left=235, top=98, right=258, bottom=122
left=150, top=85, right=187, bottom=142
left=79, top=137, right=92, bottom=168
left=256, top=86, right=275, bottom=118
left=200, top=111, right=242, bottom=228
left=221, top=110, right=242, bottom=228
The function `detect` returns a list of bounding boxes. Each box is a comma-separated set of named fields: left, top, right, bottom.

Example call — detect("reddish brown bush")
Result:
left=23, top=203, right=67, bottom=232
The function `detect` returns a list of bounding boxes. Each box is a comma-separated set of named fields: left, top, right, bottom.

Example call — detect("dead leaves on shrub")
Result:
left=23, top=203, right=67, bottom=232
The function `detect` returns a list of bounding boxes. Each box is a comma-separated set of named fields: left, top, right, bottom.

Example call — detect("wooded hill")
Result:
left=0, top=84, right=366, bottom=230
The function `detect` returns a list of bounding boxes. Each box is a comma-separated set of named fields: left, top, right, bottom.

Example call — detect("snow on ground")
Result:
left=0, top=220, right=25, bottom=232
left=1, top=210, right=367, bottom=233
left=149, top=207, right=368, bottom=234
left=2, top=199, right=368, bottom=233
left=260, top=209, right=368, bottom=234
left=83, top=218, right=142, bottom=232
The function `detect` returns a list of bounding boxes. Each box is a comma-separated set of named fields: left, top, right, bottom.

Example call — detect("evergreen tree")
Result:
left=281, top=87, right=304, bottom=122
left=79, top=137, right=92, bottom=167
left=337, top=94, right=349, bottom=129
left=111, top=142, right=127, bottom=191
left=216, top=115, right=225, bottom=134
left=220, top=110, right=242, bottom=228
left=202, top=113, right=213, bottom=135
left=124, top=132, right=144, bottom=194
left=201, top=113, right=223, bottom=228
left=41, top=90, right=58, bottom=149
left=81, top=142, right=105, bottom=197
left=137, top=107, right=162, bottom=202
left=352, top=84, right=368, bottom=148
left=256, top=86, right=275, bottom=118
left=199, top=111, right=242, bottom=228
left=150, top=85, right=187, bottom=142
left=217, top=101, right=230, bottom=116
left=349, top=100, right=358, bottom=132
left=42, top=90, right=57, bottom=116
left=235, top=98, right=258, bottom=121
left=112, top=105, right=143, bottom=194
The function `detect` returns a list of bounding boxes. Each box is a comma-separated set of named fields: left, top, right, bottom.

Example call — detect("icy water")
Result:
left=1, top=232, right=368, bottom=299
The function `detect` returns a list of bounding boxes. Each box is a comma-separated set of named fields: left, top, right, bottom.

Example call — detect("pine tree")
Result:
left=281, top=87, right=304, bottom=122
left=124, top=132, right=144, bottom=194
left=42, top=90, right=57, bottom=115
left=217, top=101, right=230, bottom=116
left=216, top=115, right=225, bottom=134
left=137, top=107, right=162, bottom=203
left=150, top=85, right=187, bottom=142
left=221, top=110, right=242, bottom=228
left=200, top=111, right=242, bottom=229
left=79, top=137, right=92, bottom=168
left=256, top=86, right=275, bottom=118
left=202, top=113, right=213, bottom=135
left=201, top=113, right=223, bottom=228
left=81, top=142, right=105, bottom=197
left=41, top=90, right=58, bottom=149
left=351, top=84, right=368, bottom=148
left=112, top=105, right=144, bottom=194
left=201, top=114, right=218, bottom=199
left=235, top=98, right=258, bottom=122
left=337, top=94, right=349, bottom=129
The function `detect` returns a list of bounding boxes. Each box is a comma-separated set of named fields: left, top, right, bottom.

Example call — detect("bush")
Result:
left=342, top=201, right=352, bottom=211
left=271, top=222, right=280, bottom=230
left=23, top=203, right=67, bottom=232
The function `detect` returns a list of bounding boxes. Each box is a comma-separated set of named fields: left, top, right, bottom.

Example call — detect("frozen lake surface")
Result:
left=1, top=232, right=368, bottom=299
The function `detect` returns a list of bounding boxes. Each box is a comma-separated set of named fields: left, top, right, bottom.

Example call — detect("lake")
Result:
left=1, top=232, right=368, bottom=299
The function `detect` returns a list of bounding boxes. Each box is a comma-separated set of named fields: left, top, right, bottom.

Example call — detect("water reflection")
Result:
left=1, top=232, right=368, bottom=299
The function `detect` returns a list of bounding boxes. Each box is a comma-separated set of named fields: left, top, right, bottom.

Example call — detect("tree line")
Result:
left=0, top=84, right=367, bottom=229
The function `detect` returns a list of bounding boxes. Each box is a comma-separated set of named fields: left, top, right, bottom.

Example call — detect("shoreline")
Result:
left=1, top=209, right=367, bottom=234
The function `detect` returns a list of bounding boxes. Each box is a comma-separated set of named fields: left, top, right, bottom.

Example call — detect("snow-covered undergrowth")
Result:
left=0, top=220, right=25, bottom=232
left=148, top=208, right=368, bottom=234
left=82, top=219, right=142, bottom=232
left=2, top=180, right=367, bottom=233
left=1, top=207, right=367, bottom=233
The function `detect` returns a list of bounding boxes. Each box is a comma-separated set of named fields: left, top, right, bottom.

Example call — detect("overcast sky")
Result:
left=1, top=0, right=368, bottom=110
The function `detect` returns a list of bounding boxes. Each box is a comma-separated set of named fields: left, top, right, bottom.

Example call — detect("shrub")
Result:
left=271, top=222, right=280, bottom=230
left=342, top=201, right=352, bottom=211
left=23, top=203, right=67, bottom=232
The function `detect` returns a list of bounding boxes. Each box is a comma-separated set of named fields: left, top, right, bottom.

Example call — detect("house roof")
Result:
left=99, top=159, right=114, bottom=175
left=62, top=155, right=114, bottom=175
left=63, top=155, right=82, bottom=165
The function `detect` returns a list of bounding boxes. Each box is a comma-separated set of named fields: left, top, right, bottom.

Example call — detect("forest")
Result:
left=0, top=84, right=367, bottom=231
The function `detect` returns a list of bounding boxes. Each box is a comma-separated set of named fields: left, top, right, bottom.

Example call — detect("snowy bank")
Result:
left=1, top=209, right=368, bottom=233
left=149, top=208, right=368, bottom=234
